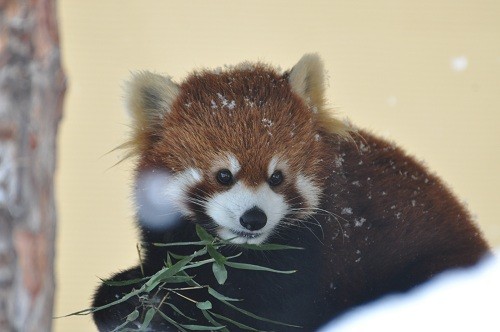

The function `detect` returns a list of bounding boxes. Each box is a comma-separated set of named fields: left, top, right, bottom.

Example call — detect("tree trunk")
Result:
left=0, top=0, right=65, bottom=331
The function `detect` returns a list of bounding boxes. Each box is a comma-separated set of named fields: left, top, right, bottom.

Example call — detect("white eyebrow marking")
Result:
left=268, top=156, right=279, bottom=177
left=267, top=156, right=289, bottom=177
left=228, top=154, right=241, bottom=174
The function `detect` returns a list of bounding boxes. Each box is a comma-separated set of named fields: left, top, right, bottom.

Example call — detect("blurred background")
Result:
left=54, top=1, right=500, bottom=331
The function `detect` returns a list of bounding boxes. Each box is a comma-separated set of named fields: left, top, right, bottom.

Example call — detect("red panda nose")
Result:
left=239, top=207, right=267, bottom=231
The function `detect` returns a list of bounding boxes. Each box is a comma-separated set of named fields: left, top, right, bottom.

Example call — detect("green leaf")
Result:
left=196, top=300, right=212, bottom=310
left=166, top=252, right=173, bottom=267
left=207, top=287, right=241, bottom=302
left=201, top=310, right=229, bottom=332
left=216, top=298, right=301, bottom=328
left=212, top=262, right=228, bottom=285
left=110, top=319, right=130, bottom=332
left=153, top=240, right=211, bottom=247
left=195, top=225, right=214, bottom=242
left=163, top=275, right=194, bottom=284
left=180, top=324, right=226, bottom=331
left=145, top=256, right=193, bottom=292
left=139, top=307, right=156, bottom=331
left=209, top=311, right=262, bottom=331
left=224, top=261, right=296, bottom=274
left=207, top=245, right=226, bottom=265
left=156, top=310, right=189, bottom=332
left=126, top=309, right=140, bottom=322
left=233, top=243, right=304, bottom=251
left=165, top=303, right=196, bottom=321
left=110, top=310, right=140, bottom=332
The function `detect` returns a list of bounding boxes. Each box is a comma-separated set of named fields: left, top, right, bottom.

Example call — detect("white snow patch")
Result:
left=354, top=217, right=367, bottom=227
left=212, top=93, right=236, bottom=110
left=334, top=156, right=344, bottom=168
left=341, top=207, right=353, bottom=215
left=319, top=250, right=500, bottom=332
left=262, top=118, right=273, bottom=128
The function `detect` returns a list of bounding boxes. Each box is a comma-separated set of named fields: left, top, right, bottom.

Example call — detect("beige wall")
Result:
left=54, top=1, right=500, bottom=331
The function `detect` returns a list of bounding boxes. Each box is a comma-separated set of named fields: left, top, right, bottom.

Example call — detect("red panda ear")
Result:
left=126, top=71, right=180, bottom=129
left=119, top=72, right=180, bottom=160
left=288, top=54, right=351, bottom=137
left=289, top=53, right=327, bottom=111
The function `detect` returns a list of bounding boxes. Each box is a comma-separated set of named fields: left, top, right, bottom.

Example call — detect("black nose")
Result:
left=239, top=207, right=267, bottom=231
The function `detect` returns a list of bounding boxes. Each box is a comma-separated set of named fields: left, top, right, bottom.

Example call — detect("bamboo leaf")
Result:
left=139, top=307, right=156, bottom=331
left=212, top=262, right=228, bottom=285
left=163, top=275, right=194, bottom=284
left=145, top=256, right=193, bottom=292
left=210, top=312, right=262, bottom=331
left=196, top=301, right=212, bottom=310
left=207, top=245, right=226, bottom=265
left=110, top=319, right=131, bottom=332
left=195, top=225, right=214, bottom=242
left=201, top=310, right=229, bottom=332
left=216, top=298, right=301, bottom=328
left=126, top=309, right=140, bottom=322
left=233, top=243, right=303, bottom=251
left=180, top=324, right=226, bottom=331
left=207, top=287, right=241, bottom=302
left=170, top=247, right=207, bottom=261
left=153, top=240, right=211, bottom=247
left=157, top=310, right=189, bottom=332
left=224, top=261, right=296, bottom=274
left=165, top=303, right=196, bottom=321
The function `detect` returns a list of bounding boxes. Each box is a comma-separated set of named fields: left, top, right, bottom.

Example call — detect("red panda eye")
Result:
left=268, top=170, right=284, bottom=187
left=216, top=169, right=233, bottom=185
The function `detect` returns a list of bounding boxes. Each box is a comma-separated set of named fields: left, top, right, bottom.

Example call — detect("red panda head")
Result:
left=127, top=54, right=349, bottom=244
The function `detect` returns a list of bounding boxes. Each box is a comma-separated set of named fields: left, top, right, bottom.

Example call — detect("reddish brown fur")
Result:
left=138, top=65, right=323, bottom=194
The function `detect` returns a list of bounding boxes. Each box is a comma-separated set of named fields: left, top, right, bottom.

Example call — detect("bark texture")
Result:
left=0, top=0, right=65, bottom=331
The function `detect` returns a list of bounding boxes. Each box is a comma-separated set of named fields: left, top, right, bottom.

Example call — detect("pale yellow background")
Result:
left=54, top=1, right=500, bottom=331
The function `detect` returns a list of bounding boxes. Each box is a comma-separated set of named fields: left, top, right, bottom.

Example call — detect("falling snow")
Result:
left=387, top=96, right=398, bottom=107
left=354, top=217, right=367, bottom=227
left=262, top=118, right=273, bottom=128
left=451, top=56, right=468, bottom=72
left=341, top=207, right=353, bottom=215
left=334, top=156, right=344, bottom=167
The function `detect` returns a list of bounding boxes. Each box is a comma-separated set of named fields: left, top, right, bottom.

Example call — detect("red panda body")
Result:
left=92, top=55, right=488, bottom=331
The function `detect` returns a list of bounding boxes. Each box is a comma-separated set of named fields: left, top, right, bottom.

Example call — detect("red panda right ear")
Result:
left=124, top=71, right=180, bottom=155
left=288, top=54, right=352, bottom=138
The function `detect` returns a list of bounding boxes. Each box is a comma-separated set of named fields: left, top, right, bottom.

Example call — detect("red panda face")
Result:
left=127, top=55, right=348, bottom=244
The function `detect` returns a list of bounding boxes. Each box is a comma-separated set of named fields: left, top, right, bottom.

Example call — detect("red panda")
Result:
left=92, top=54, right=489, bottom=331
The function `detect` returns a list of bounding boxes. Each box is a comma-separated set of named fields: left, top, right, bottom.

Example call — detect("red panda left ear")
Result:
left=126, top=71, right=180, bottom=130
left=123, top=72, right=180, bottom=155
left=288, top=54, right=351, bottom=137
